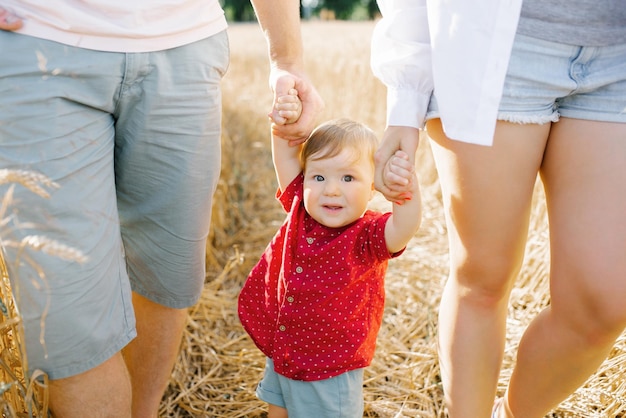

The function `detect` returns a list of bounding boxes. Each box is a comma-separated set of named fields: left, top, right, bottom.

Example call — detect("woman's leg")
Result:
left=500, top=119, right=626, bottom=418
left=427, top=119, right=551, bottom=418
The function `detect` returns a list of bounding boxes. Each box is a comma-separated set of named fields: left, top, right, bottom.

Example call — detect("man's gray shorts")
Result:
left=0, top=29, right=229, bottom=379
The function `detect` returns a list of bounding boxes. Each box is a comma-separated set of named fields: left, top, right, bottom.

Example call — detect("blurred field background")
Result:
left=0, top=20, right=624, bottom=418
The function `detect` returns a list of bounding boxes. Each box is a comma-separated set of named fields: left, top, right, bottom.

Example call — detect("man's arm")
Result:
left=249, top=0, right=324, bottom=145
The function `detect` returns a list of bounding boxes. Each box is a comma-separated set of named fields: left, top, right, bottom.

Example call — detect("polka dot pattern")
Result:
left=238, top=173, right=405, bottom=381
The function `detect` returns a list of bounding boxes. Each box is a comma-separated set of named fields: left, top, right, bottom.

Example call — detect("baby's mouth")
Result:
left=323, top=204, right=342, bottom=211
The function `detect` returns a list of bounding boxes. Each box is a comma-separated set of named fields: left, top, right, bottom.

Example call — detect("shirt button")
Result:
left=295, top=266, right=303, bottom=273
left=279, top=325, right=286, bottom=331
left=306, top=237, right=314, bottom=244
left=287, top=296, right=294, bottom=303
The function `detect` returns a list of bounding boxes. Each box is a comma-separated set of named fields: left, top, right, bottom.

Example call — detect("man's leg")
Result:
left=114, top=33, right=228, bottom=418
left=0, top=31, right=137, bottom=418
left=122, top=293, right=188, bottom=418
left=49, top=353, right=132, bottom=418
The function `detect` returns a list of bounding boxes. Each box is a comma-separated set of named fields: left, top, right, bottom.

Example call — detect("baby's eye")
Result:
left=313, top=175, right=325, bottom=182
left=342, top=175, right=354, bottom=182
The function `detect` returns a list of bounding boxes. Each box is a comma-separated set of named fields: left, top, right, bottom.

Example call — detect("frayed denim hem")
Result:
left=497, top=111, right=559, bottom=125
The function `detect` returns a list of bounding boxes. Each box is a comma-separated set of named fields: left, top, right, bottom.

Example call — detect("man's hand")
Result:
left=268, top=69, right=324, bottom=146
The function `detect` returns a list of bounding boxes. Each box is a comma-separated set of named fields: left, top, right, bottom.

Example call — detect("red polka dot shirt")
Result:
left=238, top=173, right=404, bottom=381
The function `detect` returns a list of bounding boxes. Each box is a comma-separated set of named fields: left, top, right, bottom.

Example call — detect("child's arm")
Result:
left=271, top=89, right=304, bottom=191
left=383, top=149, right=422, bottom=254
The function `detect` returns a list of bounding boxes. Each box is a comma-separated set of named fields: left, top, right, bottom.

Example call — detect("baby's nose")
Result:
left=323, top=180, right=340, bottom=195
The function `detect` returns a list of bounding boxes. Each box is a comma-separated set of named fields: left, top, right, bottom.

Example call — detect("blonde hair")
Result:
left=300, top=118, right=379, bottom=171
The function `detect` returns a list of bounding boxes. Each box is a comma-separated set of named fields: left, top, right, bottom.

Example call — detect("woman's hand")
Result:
left=375, top=126, right=420, bottom=202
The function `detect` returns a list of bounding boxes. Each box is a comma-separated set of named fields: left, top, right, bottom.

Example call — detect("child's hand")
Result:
left=375, top=126, right=419, bottom=204
left=267, top=70, right=323, bottom=146
left=270, top=88, right=302, bottom=125
left=383, top=150, right=416, bottom=204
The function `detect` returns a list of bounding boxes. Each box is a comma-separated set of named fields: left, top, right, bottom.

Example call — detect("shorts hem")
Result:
left=39, top=328, right=137, bottom=380
left=497, top=111, right=559, bottom=125
left=256, top=382, right=286, bottom=408
left=130, top=284, right=201, bottom=309
left=556, top=110, right=626, bottom=124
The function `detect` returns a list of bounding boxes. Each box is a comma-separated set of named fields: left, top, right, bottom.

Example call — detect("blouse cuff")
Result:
left=386, top=88, right=430, bottom=129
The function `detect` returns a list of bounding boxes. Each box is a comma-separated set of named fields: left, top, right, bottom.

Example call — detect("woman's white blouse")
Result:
left=371, top=0, right=523, bottom=146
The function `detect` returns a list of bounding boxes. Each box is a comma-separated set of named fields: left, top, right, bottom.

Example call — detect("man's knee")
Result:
left=48, top=353, right=132, bottom=418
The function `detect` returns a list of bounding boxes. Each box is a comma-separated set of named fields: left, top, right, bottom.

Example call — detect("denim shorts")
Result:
left=427, top=33, right=626, bottom=124
left=257, top=358, right=365, bottom=418
left=0, top=30, right=229, bottom=379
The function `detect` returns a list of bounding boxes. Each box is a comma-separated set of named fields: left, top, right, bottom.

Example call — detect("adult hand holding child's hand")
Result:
left=375, top=126, right=420, bottom=204
left=268, top=68, right=324, bottom=146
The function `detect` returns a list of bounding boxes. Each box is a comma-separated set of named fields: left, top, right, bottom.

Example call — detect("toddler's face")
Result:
left=302, top=149, right=374, bottom=228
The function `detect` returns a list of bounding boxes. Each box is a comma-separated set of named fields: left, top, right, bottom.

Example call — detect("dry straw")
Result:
left=0, top=170, right=57, bottom=417
left=0, top=251, right=49, bottom=418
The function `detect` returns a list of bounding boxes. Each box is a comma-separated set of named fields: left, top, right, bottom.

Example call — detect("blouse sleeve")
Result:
left=370, top=0, right=432, bottom=130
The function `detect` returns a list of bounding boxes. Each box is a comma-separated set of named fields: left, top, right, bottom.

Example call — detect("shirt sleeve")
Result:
left=360, top=211, right=405, bottom=261
left=370, top=0, right=433, bottom=130
left=277, top=172, right=304, bottom=213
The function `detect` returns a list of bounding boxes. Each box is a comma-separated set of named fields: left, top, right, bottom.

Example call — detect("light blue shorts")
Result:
left=0, top=30, right=229, bottom=379
left=257, top=358, right=365, bottom=418
left=427, top=33, right=626, bottom=124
